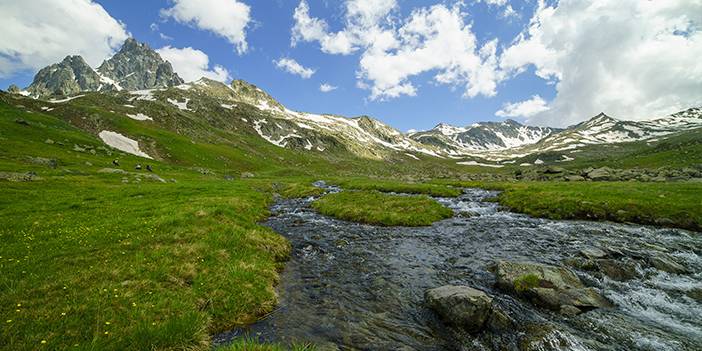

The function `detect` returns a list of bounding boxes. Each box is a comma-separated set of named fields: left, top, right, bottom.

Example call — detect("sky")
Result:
left=1, top=0, right=701, bottom=131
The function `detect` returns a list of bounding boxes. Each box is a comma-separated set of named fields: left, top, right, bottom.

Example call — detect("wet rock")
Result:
left=520, top=325, right=584, bottom=351
left=495, top=261, right=584, bottom=291
left=425, top=285, right=493, bottom=333
left=494, top=261, right=611, bottom=314
left=596, top=259, right=640, bottom=281
left=685, top=288, right=702, bottom=303
left=485, top=306, right=513, bottom=331
left=579, top=247, right=607, bottom=260
left=559, top=305, right=581, bottom=317
left=649, top=255, right=687, bottom=274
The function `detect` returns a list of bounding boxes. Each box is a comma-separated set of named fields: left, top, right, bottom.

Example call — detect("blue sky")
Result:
left=1, top=1, right=700, bottom=130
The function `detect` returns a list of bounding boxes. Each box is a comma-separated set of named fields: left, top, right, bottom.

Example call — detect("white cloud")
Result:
left=274, top=58, right=315, bottom=79
left=0, top=0, right=129, bottom=78
left=499, top=0, right=702, bottom=126
left=161, top=0, right=251, bottom=54
left=495, top=95, right=550, bottom=118
left=319, top=83, right=338, bottom=92
left=293, top=1, right=498, bottom=101
left=156, top=46, right=230, bottom=82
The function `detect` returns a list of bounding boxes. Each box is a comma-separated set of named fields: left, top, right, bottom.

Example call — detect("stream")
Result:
left=215, top=186, right=702, bottom=350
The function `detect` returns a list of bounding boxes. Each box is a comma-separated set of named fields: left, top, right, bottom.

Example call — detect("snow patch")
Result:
left=48, top=95, right=85, bottom=103
left=98, top=131, right=153, bottom=159
left=457, top=161, right=504, bottom=168
left=130, top=90, right=157, bottom=101
left=126, top=113, right=153, bottom=121
left=167, top=98, right=191, bottom=111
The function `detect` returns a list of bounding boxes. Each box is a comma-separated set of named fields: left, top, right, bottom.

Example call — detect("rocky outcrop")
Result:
left=97, top=38, right=183, bottom=91
left=26, top=56, right=101, bottom=98
left=493, top=261, right=611, bottom=315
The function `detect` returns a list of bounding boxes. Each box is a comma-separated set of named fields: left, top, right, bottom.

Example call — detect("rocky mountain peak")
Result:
left=97, top=38, right=184, bottom=91
left=24, top=38, right=184, bottom=99
left=26, top=55, right=101, bottom=98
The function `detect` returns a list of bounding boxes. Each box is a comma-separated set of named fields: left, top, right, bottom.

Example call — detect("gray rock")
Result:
left=27, top=156, right=58, bottom=169
left=44, top=139, right=55, bottom=144
left=564, top=175, right=585, bottom=182
left=649, top=255, right=687, bottom=274
left=241, top=172, right=255, bottom=178
left=596, top=259, right=640, bottom=281
left=494, top=261, right=584, bottom=292
left=579, top=247, right=607, bottom=260
left=494, top=261, right=610, bottom=314
left=587, top=167, right=613, bottom=181
left=0, top=172, right=41, bottom=182
left=97, top=168, right=128, bottom=174
left=425, top=285, right=493, bottom=333
left=543, top=166, right=566, bottom=174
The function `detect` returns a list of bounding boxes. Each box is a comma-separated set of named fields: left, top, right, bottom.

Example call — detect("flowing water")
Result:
left=215, top=186, right=702, bottom=350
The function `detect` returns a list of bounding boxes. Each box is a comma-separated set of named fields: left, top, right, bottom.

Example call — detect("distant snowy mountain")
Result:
left=409, top=120, right=558, bottom=156
left=521, top=110, right=702, bottom=154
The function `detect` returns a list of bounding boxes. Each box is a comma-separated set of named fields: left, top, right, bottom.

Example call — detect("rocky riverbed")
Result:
left=215, top=187, right=701, bottom=350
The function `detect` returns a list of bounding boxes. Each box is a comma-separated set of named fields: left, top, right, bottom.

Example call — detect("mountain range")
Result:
left=7, top=38, right=702, bottom=167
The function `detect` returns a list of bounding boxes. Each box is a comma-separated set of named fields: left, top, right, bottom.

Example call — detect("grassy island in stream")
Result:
left=443, top=181, right=702, bottom=231
left=312, top=190, right=453, bottom=226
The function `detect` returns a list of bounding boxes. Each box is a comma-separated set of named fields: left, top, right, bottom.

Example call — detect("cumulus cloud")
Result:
left=0, top=0, right=128, bottom=78
left=500, top=0, right=702, bottom=126
left=292, top=1, right=499, bottom=101
left=495, top=95, right=550, bottom=118
left=319, top=83, right=338, bottom=92
left=274, top=58, right=315, bottom=79
left=156, top=46, right=230, bottom=82
left=161, top=0, right=251, bottom=54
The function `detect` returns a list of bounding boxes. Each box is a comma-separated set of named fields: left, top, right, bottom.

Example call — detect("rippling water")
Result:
left=215, top=187, right=702, bottom=350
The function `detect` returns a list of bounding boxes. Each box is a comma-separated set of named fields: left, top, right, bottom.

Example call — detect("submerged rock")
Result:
left=579, top=247, right=607, bottom=260
left=649, top=254, right=688, bottom=274
left=425, top=285, right=493, bottom=333
left=493, top=261, right=611, bottom=314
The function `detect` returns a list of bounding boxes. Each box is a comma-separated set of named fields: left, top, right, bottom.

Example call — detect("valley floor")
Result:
left=1, top=174, right=700, bottom=350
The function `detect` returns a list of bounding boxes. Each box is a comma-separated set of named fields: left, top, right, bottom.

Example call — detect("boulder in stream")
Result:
left=493, top=261, right=611, bottom=315
left=425, top=285, right=494, bottom=333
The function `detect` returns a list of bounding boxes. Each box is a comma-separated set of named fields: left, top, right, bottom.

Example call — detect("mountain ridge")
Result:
left=9, top=38, right=702, bottom=164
